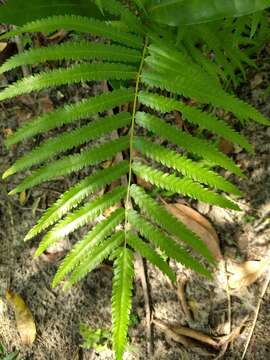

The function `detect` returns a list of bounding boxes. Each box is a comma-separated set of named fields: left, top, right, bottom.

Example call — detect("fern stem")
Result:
left=124, top=37, right=148, bottom=239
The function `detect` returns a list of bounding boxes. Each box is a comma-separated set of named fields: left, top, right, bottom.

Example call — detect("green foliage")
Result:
left=112, top=247, right=134, bottom=360
left=0, top=344, right=24, bottom=360
left=0, top=0, right=103, bottom=25
left=148, top=0, right=270, bottom=25
left=80, top=324, right=111, bottom=351
left=1, top=1, right=269, bottom=358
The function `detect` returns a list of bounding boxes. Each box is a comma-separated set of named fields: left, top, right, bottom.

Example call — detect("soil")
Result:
left=0, top=41, right=269, bottom=360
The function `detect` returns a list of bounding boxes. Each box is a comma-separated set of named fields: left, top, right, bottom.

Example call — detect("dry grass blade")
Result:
left=153, top=318, right=219, bottom=347
left=153, top=318, right=214, bottom=356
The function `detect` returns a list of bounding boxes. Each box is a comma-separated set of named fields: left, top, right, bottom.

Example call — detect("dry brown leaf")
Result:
left=41, top=250, right=65, bottom=262
left=228, top=257, right=270, bottom=290
left=39, top=95, right=54, bottom=113
left=218, top=138, right=234, bottom=155
left=165, top=202, right=222, bottom=261
left=2, top=128, right=13, bottom=139
left=47, top=29, right=68, bottom=42
left=6, top=290, right=36, bottom=345
left=176, top=275, right=192, bottom=321
left=136, top=177, right=153, bottom=190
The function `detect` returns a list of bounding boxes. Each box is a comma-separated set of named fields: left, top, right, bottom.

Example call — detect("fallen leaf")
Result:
left=101, top=160, right=113, bottom=169
left=2, top=128, right=13, bottom=139
left=103, top=203, right=121, bottom=217
left=176, top=275, right=192, bottom=321
left=165, top=202, right=222, bottom=261
left=136, top=176, right=153, bottom=190
left=6, top=290, right=36, bottom=345
left=41, top=250, right=65, bottom=262
left=218, top=138, right=234, bottom=155
left=47, top=29, right=68, bottom=42
left=39, top=95, right=54, bottom=113
left=228, top=257, right=270, bottom=290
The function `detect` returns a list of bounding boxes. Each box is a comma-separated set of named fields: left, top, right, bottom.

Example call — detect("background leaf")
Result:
left=0, top=0, right=103, bottom=26
left=148, top=0, right=270, bottom=26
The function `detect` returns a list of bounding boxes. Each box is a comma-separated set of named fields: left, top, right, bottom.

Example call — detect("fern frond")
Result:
left=65, top=231, right=125, bottom=289
left=127, top=209, right=211, bottom=277
left=126, top=231, right=176, bottom=283
left=132, top=162, right=239, bottom=210
left=0, top=42, right=141, bottom=74
left=133, top=137, right=241, bottom=195
left=35, top=186, right=126, bottom=256
left=52, top=207, right=125, bottom=287
left=4, top=112, right=131, bottom=177
left=112, top=247, right=134, bottom=360
left=136, top=112, right=243, bottom=176
left=130, top=185, right=214, bottom=262
left=5, top=88, right=134, bottom=146
left=0, top=15, right=143, bottom=49
left=0, top=63, right=136, bottom=101
left=25, top=161, right=128, bottom=240
left=138, top=91, right=253, bottom=153
left=9, top=136, right=129, bottom=194
left=141, top=70, right=269, bottom=125
left=182, top=37, right=224, bottom=83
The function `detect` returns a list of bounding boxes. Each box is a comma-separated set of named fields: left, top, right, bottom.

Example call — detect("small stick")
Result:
left=12, top=29, right=31, bottom=77
left=136, top=253, right=154, bottom=356
left=241, top=268, right=270, bottom=359
left=176, top=275, right=192, bottom=322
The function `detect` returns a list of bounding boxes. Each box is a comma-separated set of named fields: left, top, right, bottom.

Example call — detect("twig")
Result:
left=224, top=259, right=232, bottom=335
left=136, top=253, right=154, bottom=356
left=176, top=275, right=192, bottom=322
left=241, top=268, right=270, bottom=359
left=12, top=26, right=31, bottom=77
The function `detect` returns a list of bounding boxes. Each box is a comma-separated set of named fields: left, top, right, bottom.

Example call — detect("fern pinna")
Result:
left=1, top=0, right=269, bottom=358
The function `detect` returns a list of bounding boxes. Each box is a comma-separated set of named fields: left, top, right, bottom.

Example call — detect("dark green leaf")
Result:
left=148, top=0, right=270, bottom=26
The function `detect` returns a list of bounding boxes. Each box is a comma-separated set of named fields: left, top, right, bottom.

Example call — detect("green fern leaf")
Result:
left=0, top=42, right=141, bottom=74
left=112, top=247, right=134, bottom=360
left=4, top=112, right=131, bottom=177
left=136, top=112, right=243, bottom=176
left=127, top=209, right=211, bottom=277
left=138, top=91, right=253, bottom=153
left=130, top=185, right=214, bottom=262
left=52, top=207, right=125, bottom=287
left=133, top=137, right=242, bottom=195
left=0, top=63, right=136, bottom=101
left=35, top=187, right=126, bottom=256
left=132, top=162, right=240, bottom=210
left=5, top=88, right=134, bottom=146
left=25, top=161, right=128, bottom=240
left=126, top=231, right=176, bottom=283
left=142, top=70, right=269, bottom=126
left=65, top=231, right=125, bottom=289
left=9, top=136, right=129, bottom=194
left=0, top=15, right=143, bottom=49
